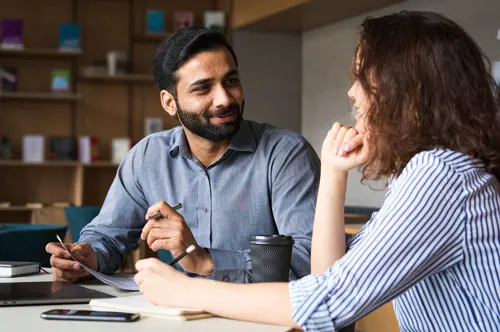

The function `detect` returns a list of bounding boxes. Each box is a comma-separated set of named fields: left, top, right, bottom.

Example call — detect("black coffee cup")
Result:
left=249, top=235, right=294, bottom=283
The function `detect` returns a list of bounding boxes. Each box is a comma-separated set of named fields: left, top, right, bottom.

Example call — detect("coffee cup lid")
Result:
left=249, top=234, right=294, bottom=245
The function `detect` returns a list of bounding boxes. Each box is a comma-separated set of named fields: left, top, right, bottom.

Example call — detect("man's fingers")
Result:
left=145, top=201, right=180, bottom=220
left=145, top=202, right=164, bottom=220
left=141, top=222, right=150, bottom=241
left=146, top=227, right=168, bottom=248
left=72, top=243, right=93, bottom=258
left=147, top=228, right=183, bottom=249
left=50, top=256, right=80, bottom=270
left=150, top=239, right=170, bottom=252
left=53, top=267, right=88, bottom=280
left=46, top=242, right=71, bottom=258
left=154, top=201, right=182, bottom=221
left=144, top=220, right=182, bottom=246
left=143, top=201, right=185, bottom=241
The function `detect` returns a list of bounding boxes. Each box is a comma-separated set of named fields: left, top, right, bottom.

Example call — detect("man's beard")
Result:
left=176, top=100, right=244, bottom=141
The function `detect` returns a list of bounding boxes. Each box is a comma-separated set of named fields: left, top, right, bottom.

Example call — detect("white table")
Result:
left=0, top=270, right=293, bottom=332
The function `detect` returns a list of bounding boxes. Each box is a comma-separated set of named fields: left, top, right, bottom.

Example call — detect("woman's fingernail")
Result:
left=338, top=150, right=344, bottom=156
left=65, top=253, right=71, bottom=259
left=73, top=263, right=81, bottom=270
left=333, top=148, right=338, bottom=155
left=344, top=145, right=351, bottom=151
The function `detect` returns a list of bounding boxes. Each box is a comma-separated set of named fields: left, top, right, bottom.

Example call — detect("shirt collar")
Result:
left=169, top=128, right=191, bottom=158
left=227, top=120, right=257, bottom=153
left=168, top=120, right=257, bottom=157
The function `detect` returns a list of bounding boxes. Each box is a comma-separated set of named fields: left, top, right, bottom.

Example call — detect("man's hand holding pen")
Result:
left=141, top=200, right=214, bottom=276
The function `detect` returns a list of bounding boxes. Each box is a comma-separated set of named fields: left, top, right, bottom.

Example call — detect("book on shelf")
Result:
left=173, top=11, right=194, bottom=32
left=22, top=135, right=45, bottom=163
left=0, top=66, right=18, bottom=92
left=51, top=69, right=71, bottom=92
left=52, top=202, right=70, bottom=208
left=49, top=137, right=76, bottom=161
left=144, top=117, right=163, bottom=136
left=78, top=136, right=99, bottom=164
left=204, top=11, right=226, bottom=34
left=111, top=138, right=131, bottom=164
left=0, top=136, right=12, bottom=160
left=58, top=23, right=81, bottom=51
left=26, top=203, right=44, bottom=209
left=0, top=18, right=24, bottom=49
left=146, top=10, right=165, bottom=34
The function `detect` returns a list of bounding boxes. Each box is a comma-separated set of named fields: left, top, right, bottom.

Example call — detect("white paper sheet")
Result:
left=56, top=235, right=139, bottom=291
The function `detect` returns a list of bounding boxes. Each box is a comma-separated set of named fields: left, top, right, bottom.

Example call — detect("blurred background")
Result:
left=0, top=0, right=498, bottom=241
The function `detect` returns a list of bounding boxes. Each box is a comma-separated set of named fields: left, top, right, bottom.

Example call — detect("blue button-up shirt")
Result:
left=79, top=119, right=320, bottom=283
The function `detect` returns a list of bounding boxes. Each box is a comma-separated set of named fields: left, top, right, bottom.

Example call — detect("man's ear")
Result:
left=160, top=90, right=177, bottom=116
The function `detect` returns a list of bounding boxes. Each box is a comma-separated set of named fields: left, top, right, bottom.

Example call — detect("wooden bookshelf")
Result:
left=0, top=160, right=120, bottom=167
left=133, top=32, right=173, bottom=43
left=345, top=213, right=370, bottom=222
left=0, top=0, right=232, bottom=268
left=0, top=48, right=82, bottom=59
left=0, top=92, right=82, bottom=102
left=80, top=73, right=155, bottom=84
left=83, top=161, right=119, bottom=167
left=0, top=206, right=41, bottom=212
left=133, top=32, right=232, bottom=44
left=0, top=160, right=79, bottom=167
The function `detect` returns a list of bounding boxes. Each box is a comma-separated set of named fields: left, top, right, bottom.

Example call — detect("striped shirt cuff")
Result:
left=289, top=274, right=336, bottom=331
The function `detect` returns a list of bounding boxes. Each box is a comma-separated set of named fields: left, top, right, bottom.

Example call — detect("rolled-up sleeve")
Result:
left=206, top=248, right=252, bottom=283
left=270, top=139, right=320, bottom=279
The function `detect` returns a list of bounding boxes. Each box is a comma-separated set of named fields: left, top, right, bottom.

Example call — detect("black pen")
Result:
left=148, top=203, right=182, bottom=220
left=168, top=245, right=196, bottom=266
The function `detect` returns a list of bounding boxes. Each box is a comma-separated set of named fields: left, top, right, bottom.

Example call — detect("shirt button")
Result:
left=202, top=207, right=208, bottom=213
left=223, top=276, right=230, bottom=282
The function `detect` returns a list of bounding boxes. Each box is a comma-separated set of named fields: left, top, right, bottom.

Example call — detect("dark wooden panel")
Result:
left=235, top=0, right=403, bottom=33
left=82, top=167, right=117, bottom=206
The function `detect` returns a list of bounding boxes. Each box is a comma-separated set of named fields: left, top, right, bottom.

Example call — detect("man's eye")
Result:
left=226, top=78, right=240, bottom=85
left=194, top=85, right=210, bottom=93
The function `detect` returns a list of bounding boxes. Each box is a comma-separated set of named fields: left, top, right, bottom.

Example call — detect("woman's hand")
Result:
left=134, top=258, right=193, bottom=308
left=321, top=122, right=369, bottom=173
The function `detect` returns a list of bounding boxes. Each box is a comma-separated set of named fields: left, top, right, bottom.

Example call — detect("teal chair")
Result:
left=0, top=224, right=67, bottom=267
left=64, top=206, right=101, bottom=242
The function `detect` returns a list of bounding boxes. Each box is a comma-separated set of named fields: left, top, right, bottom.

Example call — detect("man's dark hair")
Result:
left=152, top=26, right=238, bottom=95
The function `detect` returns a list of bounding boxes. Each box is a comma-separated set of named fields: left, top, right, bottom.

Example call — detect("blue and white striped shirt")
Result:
left=289, top=149, right=500, bottom=331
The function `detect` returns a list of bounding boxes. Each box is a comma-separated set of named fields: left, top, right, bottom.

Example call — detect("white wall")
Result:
left=302, top=0, right=500, bottom=207
left=233, top=30, right=302, bottom=133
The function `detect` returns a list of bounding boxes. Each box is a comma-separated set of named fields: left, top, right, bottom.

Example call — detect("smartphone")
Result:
left=40, top=309, right=140, bottom=322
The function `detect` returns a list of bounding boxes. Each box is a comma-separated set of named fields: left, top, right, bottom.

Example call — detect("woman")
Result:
left=134, top=10, right=500, bottom=331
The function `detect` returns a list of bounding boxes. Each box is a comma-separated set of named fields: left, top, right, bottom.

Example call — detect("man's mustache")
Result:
left=208, top=104, right=240, bottom=117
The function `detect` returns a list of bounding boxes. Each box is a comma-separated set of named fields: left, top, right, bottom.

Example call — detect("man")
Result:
left=46, top=26, right=320, bottom=283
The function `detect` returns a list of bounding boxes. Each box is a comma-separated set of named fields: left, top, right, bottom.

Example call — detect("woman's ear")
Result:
left=160, top=90, right=177, bottom=116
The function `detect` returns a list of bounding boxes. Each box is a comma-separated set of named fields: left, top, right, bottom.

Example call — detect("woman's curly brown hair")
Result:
left=354, top=11, right=500, bottom=181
